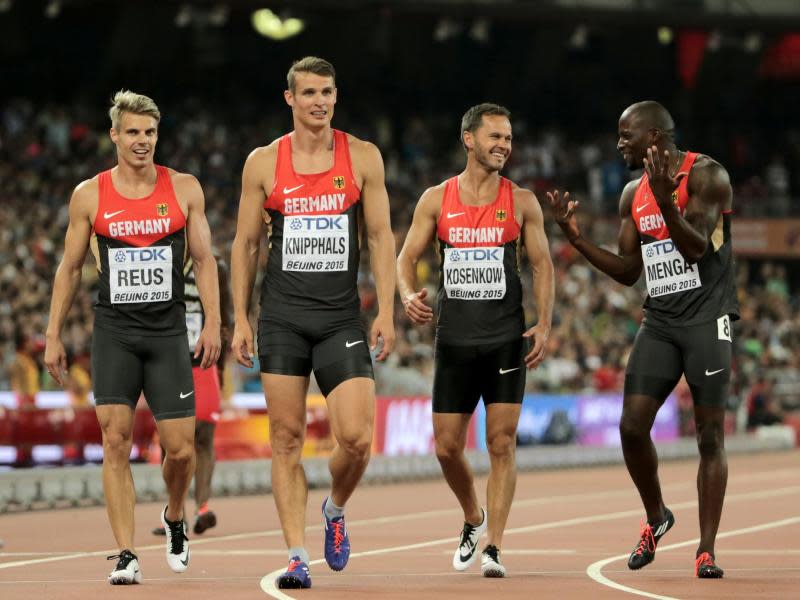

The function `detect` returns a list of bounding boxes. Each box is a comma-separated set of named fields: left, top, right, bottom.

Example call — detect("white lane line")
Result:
left=439, top=549, right=577, bottom=555
left=585, top=515, right=800, bottom=600
left=260, top=485, right=800, bottom=599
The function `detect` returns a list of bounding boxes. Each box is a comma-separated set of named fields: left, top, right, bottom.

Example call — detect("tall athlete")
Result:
left=44, top=91, right=221, bottom=584
left=397, top=103, right=554, bottom=578
left=549, top=101, right=738, bottom=578
left=153, top=252, right=231, bottom=537
left=231, top=57, right=396, bottom=589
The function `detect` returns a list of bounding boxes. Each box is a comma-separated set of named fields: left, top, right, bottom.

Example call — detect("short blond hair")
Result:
left=287, top=56, right=336, bottom=93
left=108, top=90, right=160, bottom=131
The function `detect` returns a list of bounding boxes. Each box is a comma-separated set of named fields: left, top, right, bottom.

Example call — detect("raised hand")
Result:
left=546, top=189, right=581, bottom=244
left=643, top=146, right=687, bottom=209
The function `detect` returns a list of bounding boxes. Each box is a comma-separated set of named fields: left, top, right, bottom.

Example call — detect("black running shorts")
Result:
left=257, top=313, right=374, bottom=397
left=92, top=325, right=195, bottom=420
left=624, top=315, right=733, bottom=407
left=433, top=337, right=526, bottom=414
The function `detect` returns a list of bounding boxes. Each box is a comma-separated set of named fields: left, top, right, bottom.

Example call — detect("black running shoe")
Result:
left=627, top=508, right=675, bottom=570
left=193, top=511, right=217, bottom=535
left=695, top=552, right=724, bottom=578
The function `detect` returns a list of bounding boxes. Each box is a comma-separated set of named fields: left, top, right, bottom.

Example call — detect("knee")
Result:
left=270, top=421, right=305, bottom=457
left=165, top=443, right=194, bottom=467
left=435, top=436, right=462, bottom=463
left=102, top=428, right=132, bottom=460
left=696, top=423, right=724, bottom=457
left=487, top=431, right=516, bottom=460
left=619, top=415, right=648, bottom=444
left=337, top=428, right=372, bottom=463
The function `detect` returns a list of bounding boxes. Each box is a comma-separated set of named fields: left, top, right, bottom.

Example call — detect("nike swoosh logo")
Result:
left=180, top=553, right=189, bottom=566
left=636, top=203, right=650, bottom=213
left=499, top=367, right=520, bottom=375
left=104, top=210, right=125, bottom=219
left=705, top=368, right=725, bottom=376
left=179, top=391, right=194, bottom=398
left=283, top=184, right=304, bottom=194
left=345, top=340, right=364, bottom=348
left=447, top=212, right=465, bottom=219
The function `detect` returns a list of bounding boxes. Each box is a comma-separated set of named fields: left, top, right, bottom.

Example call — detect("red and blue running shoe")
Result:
left=322, top=497, right=350, bottom=571
left=276, top=556, right=311, bottom=589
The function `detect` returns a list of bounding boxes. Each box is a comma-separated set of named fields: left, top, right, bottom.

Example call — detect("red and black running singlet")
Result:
left=632, top=151, right=739, bottom=326
left=261, top=129, right=362, bottom=318
left=435, top=176, right=524, bottom=345
left=93, top=165, right=188, bottom=335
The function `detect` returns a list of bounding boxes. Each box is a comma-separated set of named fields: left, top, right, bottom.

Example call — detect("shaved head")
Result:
left=621, top=101, right=675, bottom=141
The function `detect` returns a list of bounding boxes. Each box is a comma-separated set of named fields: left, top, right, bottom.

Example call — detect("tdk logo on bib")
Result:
left=645, top=239, right=676, bottom=259
left=447, top=248, right=503, bottom=262
left=290, top=216, right=345, bottom=231
left=113, top=247, right=170, bottom=263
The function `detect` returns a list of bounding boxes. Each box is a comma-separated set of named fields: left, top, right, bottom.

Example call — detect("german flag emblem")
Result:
left=157, top=203, right=168, bottom=216
left=495, top=209, right=507, bottom=222
left=671, top=191, right=679, bottom=204
left=333, top=176, right=345, bottom=190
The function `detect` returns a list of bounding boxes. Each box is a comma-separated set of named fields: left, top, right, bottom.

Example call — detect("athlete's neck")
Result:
left=112, top=163, right=157, bottom=193
left=458, top=166, right=501, bottom=205
left=291, top=126, right=334, bottom=155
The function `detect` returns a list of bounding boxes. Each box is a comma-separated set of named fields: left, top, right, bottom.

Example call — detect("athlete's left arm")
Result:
left=646, top=148, right=731, bottom=263
left=354, top=139, right=396, bottom=361
left=518, top=188, right=555, bottom=370
left=216, top=256, right=233, bottom=374
left=180, top=174, right=222, bottom=369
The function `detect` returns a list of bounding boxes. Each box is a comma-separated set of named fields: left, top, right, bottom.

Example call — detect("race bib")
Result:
left=642, top=238, right=701, bottom=298
left=186, top=312, right=203, bottom=350
left=108, top=245, right=172, bottom=304
left=282, top=214, right=349, bottom=272
left=443, top=246, right=506, bottom=300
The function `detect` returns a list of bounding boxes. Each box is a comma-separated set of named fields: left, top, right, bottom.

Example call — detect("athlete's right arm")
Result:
left=230, top=147, right=271, bottom=367
left=548, top=181, right=643, bottom=286
left=44, top=181, right=95, bottom=386
left=396, top=186, right=441, bottom=325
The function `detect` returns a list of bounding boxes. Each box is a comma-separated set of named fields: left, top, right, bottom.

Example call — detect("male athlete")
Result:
left=231, top=57, right=396, bottom=589
left=397, top=103, right=554, bottom=577
left=549, top=101, right=737, bottom=578
left=45, top=90, right=221, bottom=584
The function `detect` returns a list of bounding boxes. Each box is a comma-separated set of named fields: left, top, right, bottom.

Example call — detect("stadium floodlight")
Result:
left=658, top=26, right=673, bottom=45
left=44, top=0, right=60, bottom=19
left=251, top=8, right=304, bottom=40
left=175, top=4, right=192, bottom=28
left=0, top=0, right=12, bottom=14
left=743, top=32, right=762, bottom=53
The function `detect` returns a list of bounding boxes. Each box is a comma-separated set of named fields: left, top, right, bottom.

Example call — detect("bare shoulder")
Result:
left=246, top=139, right=280, bottom=167
left=418, top=181, right=446, bottom=213
left=71, top=176, right=99, bottom=217
left=618, top=177, right=641, bottom=217
left=510, top=182, right=539, bottom=208
left=169, top=170, right=202, bottom=192
left=689, top=154, right=731, bottom=187
left=346, top=133, right=382, bottom=166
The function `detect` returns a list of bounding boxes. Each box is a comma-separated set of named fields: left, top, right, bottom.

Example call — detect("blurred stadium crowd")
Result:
left=2, top=97, right=798, bottom=427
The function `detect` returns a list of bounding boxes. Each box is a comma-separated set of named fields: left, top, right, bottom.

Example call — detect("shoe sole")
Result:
left=627, top=556, right=654, bottom=570
left=109, top=573, right=142, bottom=585
left=482, top=568, right=506, bottom=578
left=277, top=576, right=311, bottom=589
left=698, top=569, right=724, bottom=579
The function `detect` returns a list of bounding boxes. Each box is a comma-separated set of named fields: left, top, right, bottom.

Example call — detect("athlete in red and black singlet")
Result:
left=631, top=151, right=739, bottom=326
left=262, top=129, right=362, bottom=320
left=93, top=165, right=188, bottom=334
left=435, top=176, right=524, bottom=345
left=90, top=165, right=195, bottom=421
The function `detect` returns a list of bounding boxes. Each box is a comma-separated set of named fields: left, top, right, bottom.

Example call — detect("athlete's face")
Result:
left=465, top=115, right=512, bottom=172
left=617, top=110, right=654, bottom=171
left=110, top=112, right=158, bottom=169
left=285, top=73, right=337, bottom=128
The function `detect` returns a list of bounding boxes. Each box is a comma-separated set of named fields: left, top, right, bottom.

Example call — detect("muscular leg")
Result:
left=262, top=373, right=309, bottom=549
left=96, top=404, right=136, bottom=551
left=194, top=420, right=216, bottom=509
left=433, top=412, right=482, bottom=526
left=619, top=394, right=667, bottom=522
left=485, top=403, right=521, bottom=549
left=694, top=405, right=727, bottom=556
left=325, top=377, right=374, bottom=507
left=157, top=416, right=196, bottom=522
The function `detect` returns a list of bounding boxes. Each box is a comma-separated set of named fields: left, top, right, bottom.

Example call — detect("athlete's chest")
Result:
left=632, top=179, right=689, bottom=239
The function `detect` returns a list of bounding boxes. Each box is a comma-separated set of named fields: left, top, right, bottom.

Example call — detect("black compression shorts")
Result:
left=92, top=325, right=195, bottom=420
left=433, top=337, right=526, bottom=414
left=257, top=313, right=374, bottom=397
left=625, top=315, right=733, bottom=407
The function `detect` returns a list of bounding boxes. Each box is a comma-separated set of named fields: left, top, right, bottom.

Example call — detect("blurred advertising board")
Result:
left=731, top=218, right=800, bottom=257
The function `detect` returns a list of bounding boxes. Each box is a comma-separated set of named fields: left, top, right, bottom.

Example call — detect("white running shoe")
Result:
left=107, top=549, right=142, bottom=584
left=481, top=544, right=506, bottom=578
left=452, top=507, right=487, bottom=571
left=161, top=505, right=190, bottom=572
